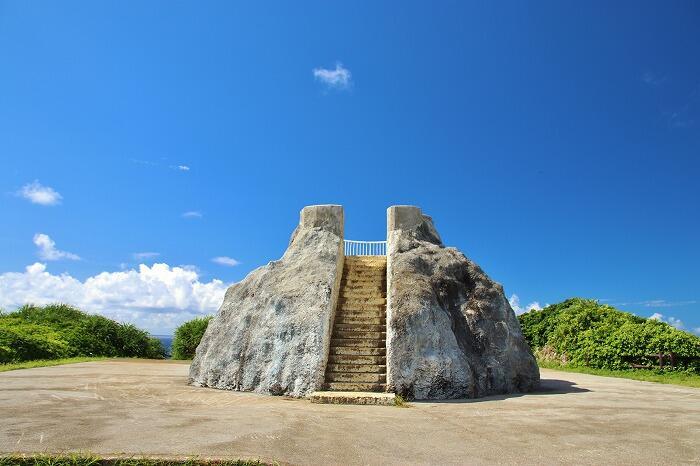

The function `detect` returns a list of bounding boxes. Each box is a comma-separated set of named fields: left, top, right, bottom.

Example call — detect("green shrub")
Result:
left=0, top=320, right=70, bottom=363
left=0, top=304, right=166, bottom=363
left=171, top=316, right=212, bottom=360
left=519, top=298, right=700, bottom=372
left=116, top=323, right=151, bottom=357
left=145, top=337, right=167, bottom=359
left=13, top=303, right=86, bottom=329
left=64, top=316, right=122, bottom=357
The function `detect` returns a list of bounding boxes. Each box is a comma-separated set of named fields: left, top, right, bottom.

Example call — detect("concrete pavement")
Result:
left=1, top=359, right=698, bottom=465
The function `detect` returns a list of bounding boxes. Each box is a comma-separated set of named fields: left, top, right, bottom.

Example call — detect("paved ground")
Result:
left=1, top=360, right=699, bottom=465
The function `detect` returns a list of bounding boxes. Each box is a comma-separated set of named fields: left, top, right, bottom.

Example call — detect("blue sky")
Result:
left=1, top=1, right=698, bottom=334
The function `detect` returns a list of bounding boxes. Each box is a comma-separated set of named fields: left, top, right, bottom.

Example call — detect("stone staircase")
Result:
left=323, top=256, right=387, bottom=393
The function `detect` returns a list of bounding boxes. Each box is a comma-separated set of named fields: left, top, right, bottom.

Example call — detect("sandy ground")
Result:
left=1, top=359, right=698, bottom=465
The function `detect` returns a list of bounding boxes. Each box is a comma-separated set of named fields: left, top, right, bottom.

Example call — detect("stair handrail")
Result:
left=344, top=239, right=387, bottom=256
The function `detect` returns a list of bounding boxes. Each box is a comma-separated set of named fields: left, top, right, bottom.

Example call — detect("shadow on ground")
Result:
left=412, top=378, right=590, bottom=404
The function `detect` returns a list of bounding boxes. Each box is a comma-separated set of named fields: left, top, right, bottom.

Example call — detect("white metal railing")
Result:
left=344, top=239, right=387, bottom=256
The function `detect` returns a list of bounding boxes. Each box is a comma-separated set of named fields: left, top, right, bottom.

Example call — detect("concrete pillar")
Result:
left=299, top=204, right=344, bottom=238
left=387, top=205, right=423, bottom=233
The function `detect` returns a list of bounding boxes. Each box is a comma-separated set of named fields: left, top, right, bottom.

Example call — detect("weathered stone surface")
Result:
left=386, top=206, right=539, bottom=399
left=189, top=205, right=344, bottom=397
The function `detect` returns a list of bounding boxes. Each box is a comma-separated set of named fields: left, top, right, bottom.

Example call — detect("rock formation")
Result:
left=189, top=205, right=344, bottom=397
left=386, top=206, right=539, bottom=399
left=190, top=204, right=539, bottom=400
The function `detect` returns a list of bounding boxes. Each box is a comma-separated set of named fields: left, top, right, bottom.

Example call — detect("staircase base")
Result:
left=309, top=391, right=395, bottom=406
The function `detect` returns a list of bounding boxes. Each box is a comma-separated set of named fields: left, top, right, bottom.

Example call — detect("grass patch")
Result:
left=394, top=394, right=409, bottom=407
left=539, top=360, right=700, bottom=388
left=0, top=356, right=109, bottom=373
left=0, top=455, right=268, bottom=466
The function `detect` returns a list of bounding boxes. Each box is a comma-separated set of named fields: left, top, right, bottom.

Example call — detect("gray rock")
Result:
left=386, top=206, right=539, bottom=399
left=189, top=205, right=344, bottom=397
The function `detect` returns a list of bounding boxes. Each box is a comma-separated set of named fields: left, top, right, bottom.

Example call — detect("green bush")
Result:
left=0, top=320, right=70, bottom=363
left=0, top=304, right=166, bottom=363
left=171, top=316, right=212, bottom=360
left=519, top=298, right=700, bottom=372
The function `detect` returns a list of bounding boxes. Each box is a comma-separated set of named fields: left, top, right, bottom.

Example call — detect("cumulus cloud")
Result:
left=313, top=62, right=352, bottom=89
left=132, top=252, right=160, bottom=261
left=212, top=256, right=240, bottom=267
left=17, top=181, right=62, bottom=206
left=182, top=211, right=203, bottom=219
left=649, top=313, right=685, bottom=330
left=508, top=294, right=542, bottom=315
left=0, top=262, right=229, bottom=333
left=33, top=233, right=80, bottom=261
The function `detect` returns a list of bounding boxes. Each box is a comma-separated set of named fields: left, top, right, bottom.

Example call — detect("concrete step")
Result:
left=328, top=354, right=386, bottom=365
left=341, top=275, right=383, bottom=281
left=337, top=313, right=385, bottom=321
left=335, top=330, right=386, bottom=340
left=340, top=288, right=386, bottom=299
left=309, top=391, right=393, bottom=405
left=343, top=271, right=385, bottom=275
left=325, top=372, right=386, bottom=383
left=335, top=316, right=385, bottom=325
left=333, top=323, right=384, bottom=333
left=341, top=279, right=385, bottom=286
left=343, top=269, right=385, bottom=275
left=309, top=391, right=395, bottom=405
left=343, top=274, right=385, bottom=281
left=344, top=264, right=385, bottom=270
left=340, top=293, right=385, bottom=301
left=338, top=303, right=385, bottom=312
left=335, top=310, right=384, bottom=325
left=340, top=297, right=386, bottom=306
left=331, top=338, right=385, bottom=348
left=342, top=276, right=385, bottom=282
left=326, top=363, right=386, bottom=373
left=324, top=382, right=387, bottom=392
left=340, top=288, right=385, bottom=295
left=345, top=256, right=386, bottom=262
left=330, top=347, right=386, bottom=356
left=344, top=265, right=385, bottom=271
left=341, top=282, right=385, bottom=290
left=325, top=255, right=388, bottom=393
left=341, top=280, right=385, bottom=287
left=344, top=260, right=386, bottom=266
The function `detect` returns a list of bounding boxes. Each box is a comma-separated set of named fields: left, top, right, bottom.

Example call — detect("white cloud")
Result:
left=313, top=62, right=352, bottom=89
left=172, top=165, right=190, bottom=171
left=0, top=262, right=229, bottom=334
left=182, top=211, right=203, bottom=219
left=612, top=299, right=697, bottom=308
left=17, top=181, right=62, bottom=206
left=132, top=252, right=160, bottom=261
left=640, top=299, right=697, bottom=308
left=508, top=294, right=542, bottom=315
left=649, top=313, right=685, bottom=330
left=33, top=233, right=80, bottom=261
left=212, top=256, right=240, bottom=267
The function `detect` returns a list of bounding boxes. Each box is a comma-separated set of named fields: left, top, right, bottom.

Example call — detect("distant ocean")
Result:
left=154, top=335, right=173, bottom=358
